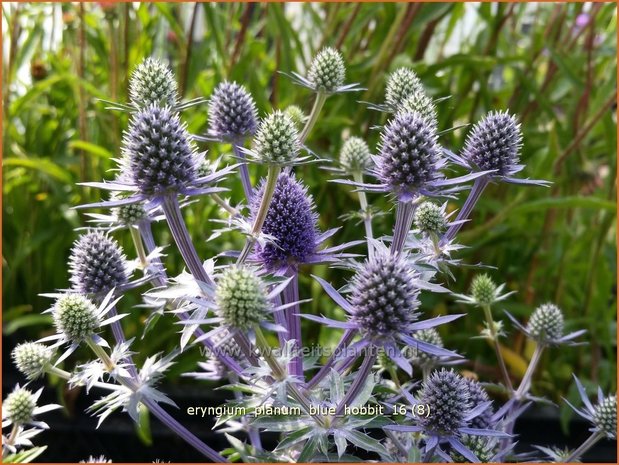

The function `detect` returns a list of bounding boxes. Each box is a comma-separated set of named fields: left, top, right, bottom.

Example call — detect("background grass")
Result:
left=2, top=1, right=617, bottom=436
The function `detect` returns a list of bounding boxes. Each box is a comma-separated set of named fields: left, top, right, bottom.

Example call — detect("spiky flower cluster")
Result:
left=53, top=294, right=100, bottom=341
left=418, top=369, right=471, bottom=435
left=252, top=172, right=317, bottom=271
left=12, top=342, right=53, bottom=380
left=111, top=192, right=147, bottom=226
left=397, top=92, right=437, bottom=130
left=339, top=137, right=372, bottom=174
left=122, top=105, right=197, bottom=196
left=4, top=387, right=37, bottom=425
left=464, top=378, right=493, bottom=429
left=308, top=47, right=345, bottom=93
left=285, top=105, right=305, bottom=128
left=69, top=232, right=128, bottom=295
left=385, top=68, right=423, bottom=109
left=407, top=328, right=443, bottom=367
left=349, top=253, right=420, bottom=338
left=128, top=58, right=178, bottom=109
left=208, top=81, right=258, bottom=140
left=253, top=111, right=300, bottom=165
left=377, top=111, right=441, bottom=198
left=413, top=202, right=446, bottom=235
left=216, top=267, right=269, bottom=330
left=470, top=274, right=497, bottom=307
left=526, top=303, right=564, bottom=343
left=462, top=111, right=522, bottom=176
left=593, top=395, right=617, bottom=439
left=451, top=434, right=498, bottom=463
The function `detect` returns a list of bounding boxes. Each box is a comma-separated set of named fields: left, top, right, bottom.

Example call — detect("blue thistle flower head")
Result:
left=69, top=232, right=128, bottom=295
left=251, top=172, right=318, bottom=272
left=208, top=81, right=258, bottom=140
left=419, top=369, right=471, bottom=436
left=464, top=378, right=494, bottom=429
left=377, top=111, right=442, bottom=199
left=122, top=105, right=198, bottom=196
left=462, top=110, right=522, bottom=176
left=385, top=68, right=423, bottom=109
left=128, top=58, right=178, bottom=109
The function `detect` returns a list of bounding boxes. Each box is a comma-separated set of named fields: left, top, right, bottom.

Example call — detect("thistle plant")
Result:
left=10, top=45, right=614, bottom=465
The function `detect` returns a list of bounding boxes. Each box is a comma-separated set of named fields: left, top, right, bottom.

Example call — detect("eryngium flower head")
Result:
left=593, top=395, right=617, bottom=439
left=340, top=136, right=372, bottom=174
left=128, top=58, right=178, bottom=109
left=385, top=68, right=423, bottom=109
left=464, top=378, right=493, bottom=429
left=208, top=81, right=258, bottom=140
left=462, top=111, right=522, bottom=176
left=12, top=342, right=54, bottom=380
left=111, top=192, right=147, bottom=226
left=216, top=266, right=269, bottom=330
left=526, top=303, right=564, bottom=343
left=349, top=251, right=420, bottom=338
left=470, top=274, right=497, bottom=307
left=408, top=328, right=443, bottom=367
left=253, top=111, right=300, bottom=165
left=413, top=202, right=446, bottom=235
left=397, top=92, right=437, bottom=130
left=4, top=387, right=37, bottom=425
left=69, top=232, right=128, bottom=294
left=419, top=369, right=471, bottom=435
left=451, top=434, right=498, bottom=463
left=285, top=105, right=306, bottom=128
left=308, top=47, right=345, bottom=93
left=377, top=112, right=441, bottom=198
left=53, top=294, right=100, bottom=341
left=251, top=172, right=317, bottom=271
left=122, top=105, right=197, bottom=196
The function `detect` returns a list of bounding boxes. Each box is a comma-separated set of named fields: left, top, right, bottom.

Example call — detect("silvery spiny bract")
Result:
left=208, top=81, right=258, bottom=140
left=128, top=57, right=178, bottom=109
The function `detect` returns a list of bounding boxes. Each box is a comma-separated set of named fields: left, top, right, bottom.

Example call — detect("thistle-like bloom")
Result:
left=385, top=68, right=423, bottom=109
left=339, top=136, right=372, bottom=175
left=397, top=92, right=438, bottom=130
left=406, top=328, right=461, bottom=371
left=128, top=58, right=178, bottom=109
left=248, top=172, right=357, bottom=275
left=80, top=456, right=112, bottom=463
left=464, top=378, right=494, bottom=430
left=2, top=385, right=61, bottom=429
left=281, top=47, right=362, bottom=94
left=11, top=342, right=54, bottom=380
left=385, top=369, right=505, bottom=462
left=284, top=105, right=306, bottom=128
left=252, top=111, right=300, bottom=165
left=453, top=274, right=515, bottom=308
left=206, top=81, right=258, bottom=141
left=306, top=241, right=462, bottom=374
left=505, top=303, right=586, bottom=346
left=445, top=111, right=549, bottom=186
left=69, top=232, right=129, bottom=295
left=565, top=376, right=617, bottom=440
left=413, top=201, right=447, bottom=235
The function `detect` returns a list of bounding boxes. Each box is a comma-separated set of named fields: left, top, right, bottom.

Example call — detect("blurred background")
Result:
left=2, top=2, right=617, bottom=462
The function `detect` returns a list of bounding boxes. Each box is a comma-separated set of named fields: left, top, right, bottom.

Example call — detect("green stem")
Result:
left=237, top=165, right=281, bottom=264
left=353, top=172, right=374, bottom=259
left=565, top=432, right=603, bottom=462
left=514, top=344, right=544, bottom=400
left=299, top=92, right=327, bottom=145
left=211, top=193, right=239, bottom=216
left=482, top=304, right=514, bottom=392
left=130, top=226, right=148, bottom=269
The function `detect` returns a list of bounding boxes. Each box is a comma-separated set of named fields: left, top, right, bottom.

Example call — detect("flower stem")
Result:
left=232, top=141, right=253, bottom=201
left=334, top=347, right=377, bottom=416
left=283, top=270, right=303, bottom=380
left=46, top=365, right=122, bottom=391
left=130, top=226, right=148, bottom=269
left=482, top=304, right=513, bottom=392
left=353, top=172, right=374, bottom=259
left=106, top=304, right=139, bottom=378
left=305, top=329, right=356, bottom=389
left=161, top=194, right=212, bottom=285
left=211, top=193, right=240, bottom=216
left=565, top=432, right=603, bottom=462
left=237, top=165, right=281, bottom=264
left=391, top=199, right=417, bottom=256
left=299, top=91, right=327, bottom=145
left=442, top=176, right=489, bottom=244
left=514, top=343, right=544, bottom=400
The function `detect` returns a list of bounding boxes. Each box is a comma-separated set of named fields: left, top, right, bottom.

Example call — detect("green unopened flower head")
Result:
left=253, top=111, right=300, bottom=165
left=470, top=274, right=497, bottom=307
left=285, top=105, right=306, bottom=129
left=385, top=67, right=423, bottom=109
left=128, top=57, right=178, bottom=109
left=4, top=387, right=37, bottom=425
left=308, top=47, right=345, bottom=93
left=53, top=294, right=100, bottom=342
left=593, top=395, right=617, bottom=439
left=526, top=303, right=564, bottom=343
left=216, top=267, right=269, bottom=330
left=407, top=328, right=444, bottom=367
left=12, top=342, right=54, bottom=380
left=339, top=136, right=372, bottom=174
left=451, top=434, right=498, bottom=463
left=111, top=192, right=147, bottom=226
left=413, top=202, right=446, bottom=235
left=397, top=92, right=437, bottom=130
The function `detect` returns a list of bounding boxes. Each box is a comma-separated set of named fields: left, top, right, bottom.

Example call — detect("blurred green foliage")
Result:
left=2, top=2, right=617, bottom=427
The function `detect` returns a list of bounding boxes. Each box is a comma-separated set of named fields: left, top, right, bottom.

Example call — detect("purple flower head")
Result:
left=122, top=105, right=198, bottom=196
left=207, top=81, right=258, bottom=140
left=566, top=375, right=617, bottom=440
left=419, top=369, right=471, bottom=435
left=69, top=232, right=128, bottom=295
left=376, top=111, right=443, bottom=200
left=464, top=378, right=494, bottom=430
left=128, top=58, right=178, bottom=109
left=462, top=110, right=522, bottom=177
left=250, top=172, right=317, bottom=272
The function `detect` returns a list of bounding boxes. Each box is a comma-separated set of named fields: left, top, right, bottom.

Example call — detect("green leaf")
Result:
left=69, top=140, right=113, bottom=160
left=3, top=157, right=73, bottom=183
left=3, top=446, right=48, bottom=463
left=512, top=196, right=617, bottom=214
